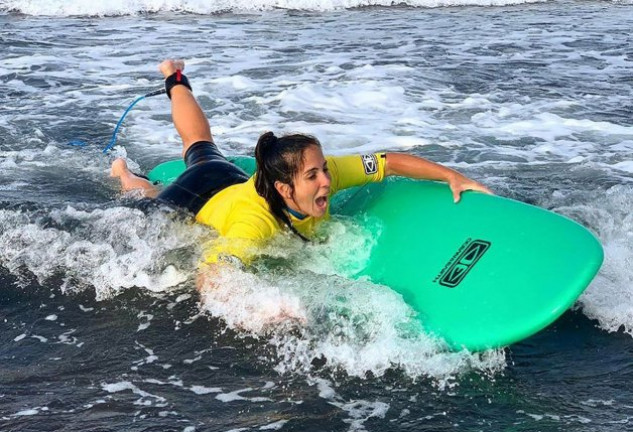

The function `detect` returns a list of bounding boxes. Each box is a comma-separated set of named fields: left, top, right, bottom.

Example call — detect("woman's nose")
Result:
left=320, top=171, right=331, bottom=187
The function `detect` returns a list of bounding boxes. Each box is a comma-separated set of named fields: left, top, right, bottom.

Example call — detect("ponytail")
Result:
left=255, top=131, right=320, bottom=242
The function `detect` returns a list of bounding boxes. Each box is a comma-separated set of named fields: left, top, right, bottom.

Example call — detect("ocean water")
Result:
left=1, top=0, right=633, bottom=430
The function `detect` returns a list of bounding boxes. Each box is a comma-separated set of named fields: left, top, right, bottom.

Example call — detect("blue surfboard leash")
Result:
left=69, top=88, right=166, bottom=151
left=100, top=88, right=166, bottom=154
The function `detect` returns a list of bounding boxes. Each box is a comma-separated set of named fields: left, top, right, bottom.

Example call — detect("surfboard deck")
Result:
left=148, top=158, right=604, bottom=351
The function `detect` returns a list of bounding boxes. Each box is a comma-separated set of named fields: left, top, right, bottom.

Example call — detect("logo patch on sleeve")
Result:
left=361, top=154, right=378, bottom=175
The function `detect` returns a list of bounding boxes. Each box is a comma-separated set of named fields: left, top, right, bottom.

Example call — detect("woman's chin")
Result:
left=312, top=208, right=327, bottom=218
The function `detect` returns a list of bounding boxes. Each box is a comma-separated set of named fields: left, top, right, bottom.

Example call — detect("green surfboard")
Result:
left=148, top=157, right=604, bottom=351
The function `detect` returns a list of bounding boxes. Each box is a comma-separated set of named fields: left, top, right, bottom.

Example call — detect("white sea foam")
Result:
left=309, top=376, right=389, bottom=431
left=101, top=381, right=168, bottom=406
left=338, top=399, right=390, bottom=431
left=57, top=329, right=82, bottom=346
left=0, top=205, right=206, bottom=299
left=1, top=0, right=546, bottom=16
left=216, top=387, right=273, bottom=403
left=13, top=407, right=48, bottom=416
left=137, top=311, right=154, bottom=331
left=190, top=385, right=222, bottom=395
left=259, top=420, right=288, bottom=430
left=570, top=185, right=633, bottom=335
left=199, top=267, right=308, bottom=333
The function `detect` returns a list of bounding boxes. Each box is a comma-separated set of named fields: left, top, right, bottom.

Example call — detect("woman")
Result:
left=112, top=59, right=492, bottom=267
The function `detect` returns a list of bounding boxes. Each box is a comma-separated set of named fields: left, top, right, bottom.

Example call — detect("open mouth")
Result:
left=315, top=196, right=328, bottom=209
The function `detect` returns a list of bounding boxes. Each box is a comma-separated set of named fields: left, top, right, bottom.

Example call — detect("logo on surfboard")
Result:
left=434, top=239, right=491, bottom=288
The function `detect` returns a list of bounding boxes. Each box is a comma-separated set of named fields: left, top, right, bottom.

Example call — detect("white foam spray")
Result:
left=2, top=0, right=547, bottom=17
left=0, top=205, right=207, bottom=299
left=568, top=185, right=633, bottom=335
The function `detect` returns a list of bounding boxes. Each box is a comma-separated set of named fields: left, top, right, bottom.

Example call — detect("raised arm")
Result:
left=384, top=152, right=492, bottom=203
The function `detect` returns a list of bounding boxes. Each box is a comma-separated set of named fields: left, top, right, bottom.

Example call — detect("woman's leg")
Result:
left=158, top=59, right=213, bottom=158
left=111, top=60, right=212, bottom=197
left=110, top=158, right=159, bottom=198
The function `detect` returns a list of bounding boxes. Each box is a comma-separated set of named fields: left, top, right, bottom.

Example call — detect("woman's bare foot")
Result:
left=110, top=158, right=159, bottom=198
left=110, top=158, right=129, bottom=178
left=159, top=59, right=185, bottom=78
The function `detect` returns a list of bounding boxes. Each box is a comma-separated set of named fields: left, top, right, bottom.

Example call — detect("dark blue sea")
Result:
left=1, top=0, right=633, bottom=430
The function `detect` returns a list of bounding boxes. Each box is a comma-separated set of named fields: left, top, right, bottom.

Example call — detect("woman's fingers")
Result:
left=451, top=180, right=493, bottom=203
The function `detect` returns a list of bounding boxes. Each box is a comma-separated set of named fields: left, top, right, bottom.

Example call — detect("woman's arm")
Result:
left=384, top=152, right=492, bottom=203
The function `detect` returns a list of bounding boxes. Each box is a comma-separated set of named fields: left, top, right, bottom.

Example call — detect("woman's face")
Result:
left=281, top=145, right=332, bottom=218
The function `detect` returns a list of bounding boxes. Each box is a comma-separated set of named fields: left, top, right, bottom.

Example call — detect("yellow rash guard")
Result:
left=195, top=153, right=386, bottom=264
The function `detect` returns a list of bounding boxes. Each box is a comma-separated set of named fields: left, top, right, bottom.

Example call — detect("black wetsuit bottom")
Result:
left=156, top=141, right=249, bottom=214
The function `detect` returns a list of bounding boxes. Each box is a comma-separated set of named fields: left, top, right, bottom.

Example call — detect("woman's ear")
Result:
left=274, top=181, right=293, bottom=201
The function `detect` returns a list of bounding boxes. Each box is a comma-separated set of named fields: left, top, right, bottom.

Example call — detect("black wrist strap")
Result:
left=164, top=70, right=192, bottom=99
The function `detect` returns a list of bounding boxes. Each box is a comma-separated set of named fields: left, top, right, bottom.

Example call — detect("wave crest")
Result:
left=2, top=0, right=546, bottom=17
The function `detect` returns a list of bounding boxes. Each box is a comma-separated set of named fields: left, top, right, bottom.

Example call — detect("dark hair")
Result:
left=255, top=131, right=321, bottom=241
